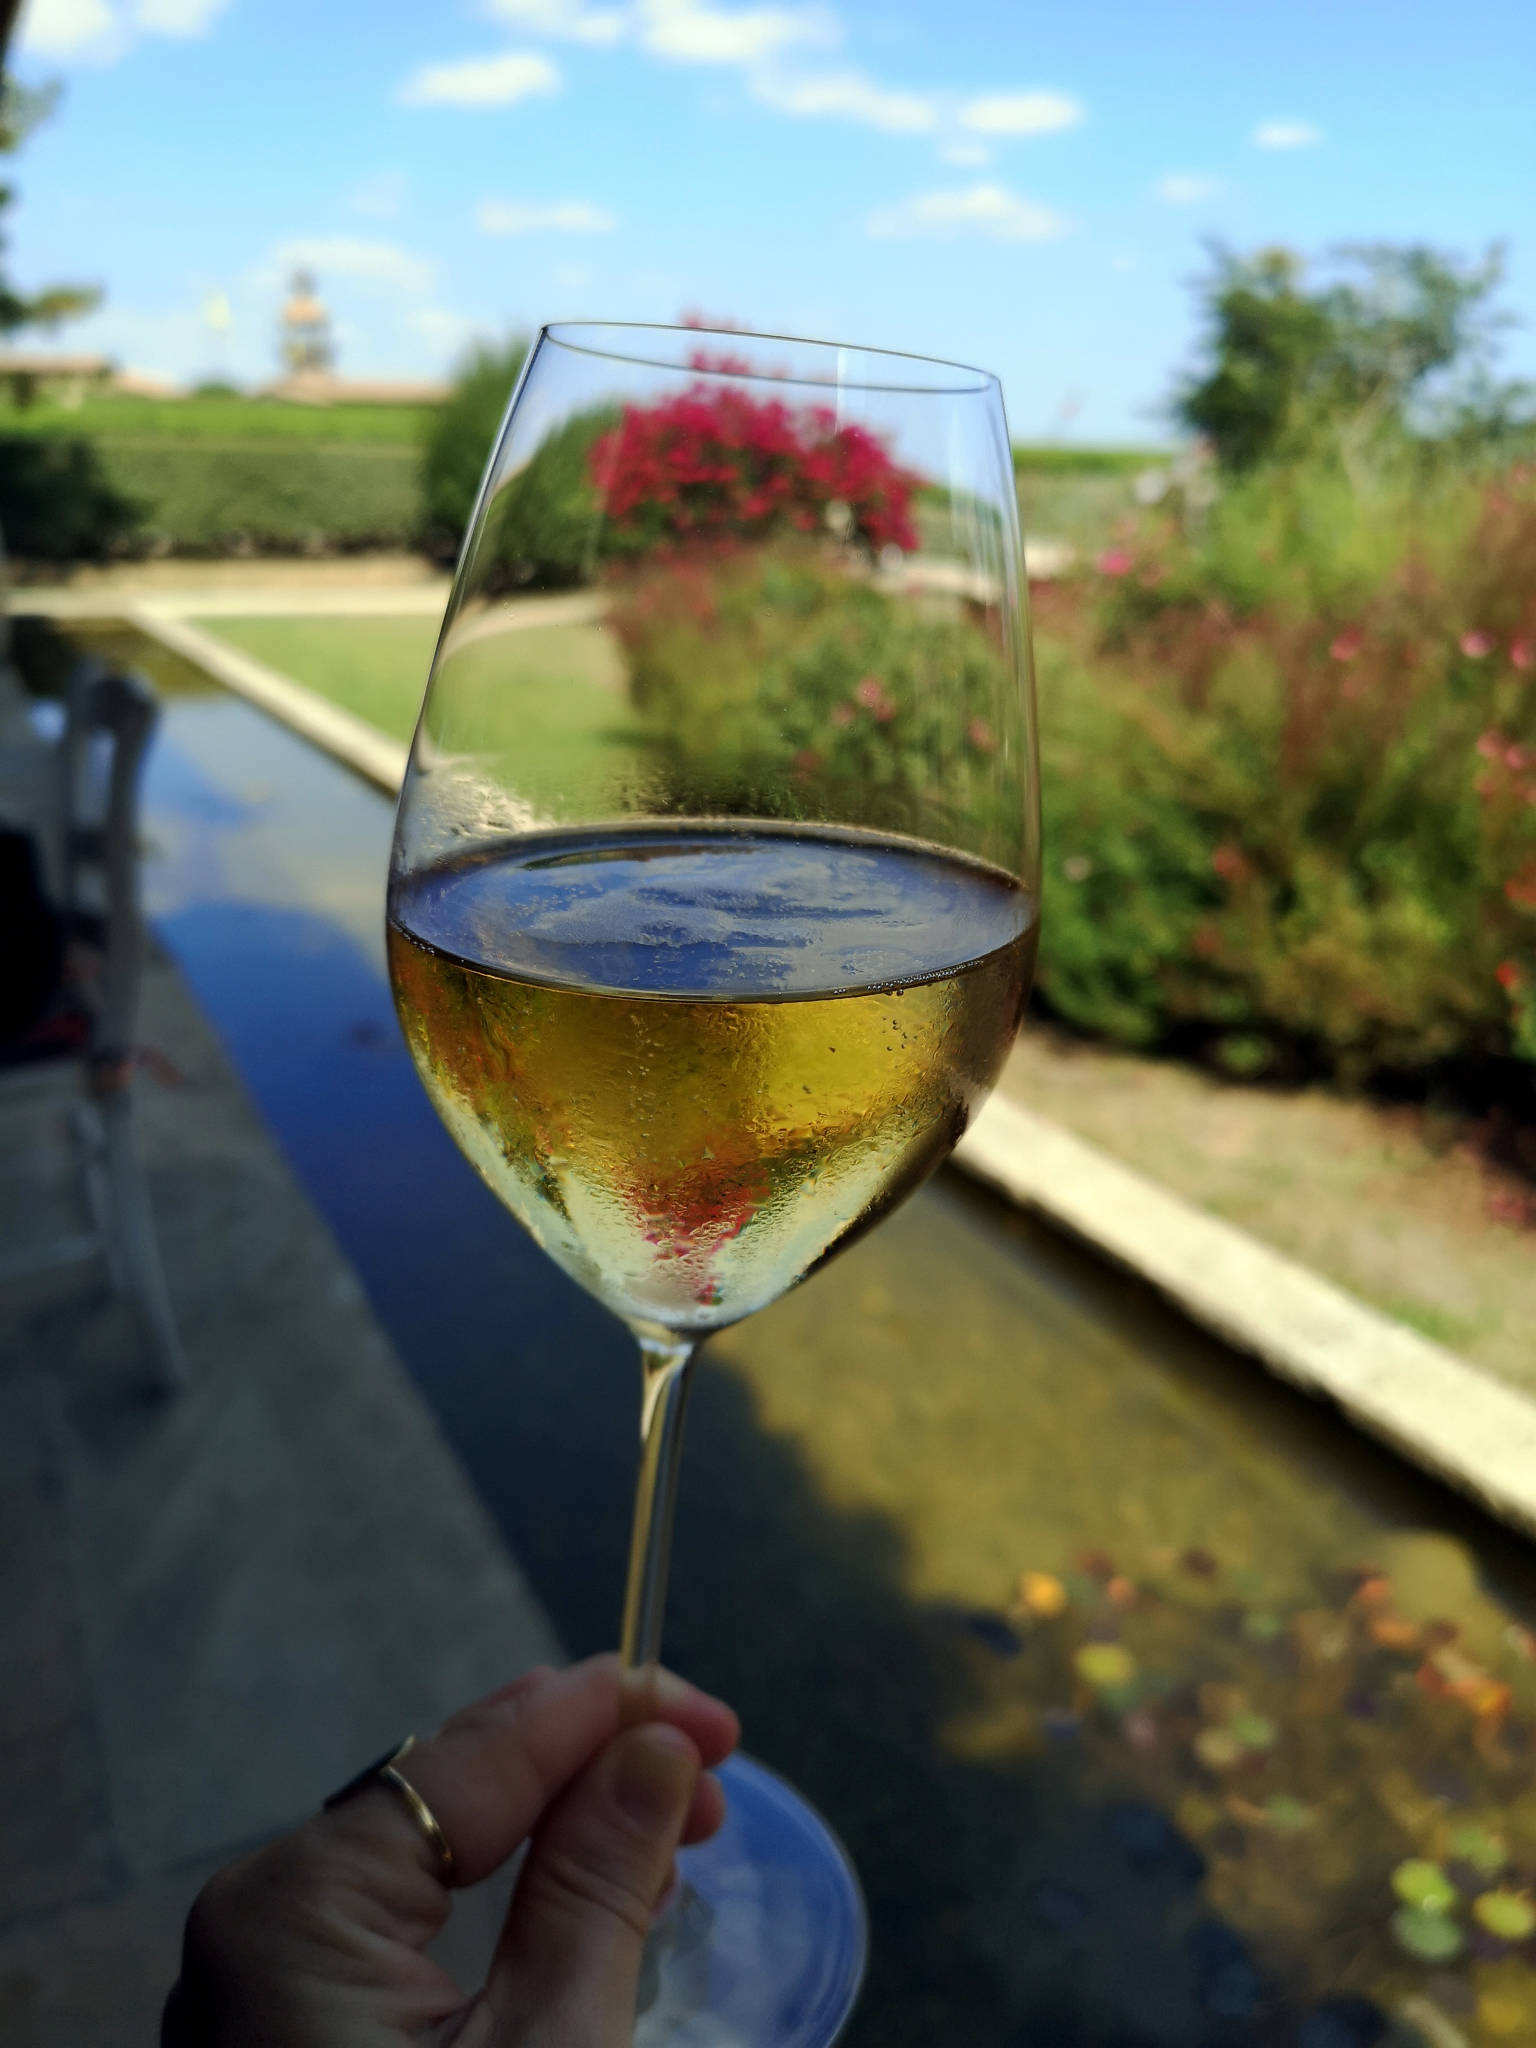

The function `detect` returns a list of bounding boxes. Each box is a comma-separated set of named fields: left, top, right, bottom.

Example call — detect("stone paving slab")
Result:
left=0, top=949, right=562, bottom=2044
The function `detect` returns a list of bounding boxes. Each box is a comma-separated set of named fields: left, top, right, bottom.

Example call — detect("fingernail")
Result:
left=617, top=1664, right=692, bottom=1728
left=613, top=1724, right=697, bottom=1831
left=647, top=1667, right=696, bottom=1708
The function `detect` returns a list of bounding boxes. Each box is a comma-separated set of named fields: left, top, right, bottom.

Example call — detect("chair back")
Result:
left=59, top=661, right=160, bottom=1067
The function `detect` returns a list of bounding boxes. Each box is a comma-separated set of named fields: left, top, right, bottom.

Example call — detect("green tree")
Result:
left=1, top=76, right=99, bottom=343
left=1, top=68, right=136, bottom=558
left=419, top=338, right=529, bottom=557
left=1176, top=242, right=1530, bottom=472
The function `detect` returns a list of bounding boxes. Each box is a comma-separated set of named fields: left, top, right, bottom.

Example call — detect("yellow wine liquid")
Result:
left=388, top=825, right=1036, bottom=1335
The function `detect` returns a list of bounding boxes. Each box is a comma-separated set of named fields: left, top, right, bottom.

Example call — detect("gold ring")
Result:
left=324, top=1734, right=455, bottom=1881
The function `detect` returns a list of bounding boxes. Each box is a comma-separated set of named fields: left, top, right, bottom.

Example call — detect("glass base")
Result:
left=635, top=1752, right=868, bottom=2048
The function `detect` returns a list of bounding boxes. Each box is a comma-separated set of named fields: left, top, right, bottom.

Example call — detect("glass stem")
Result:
left=620, top=1334, right=698, bottom=1672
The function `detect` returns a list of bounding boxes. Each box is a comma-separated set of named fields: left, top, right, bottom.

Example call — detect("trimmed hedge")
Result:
left=0, top=436, right=140, bottom=560
left=0, top=436, right=420, bottom=557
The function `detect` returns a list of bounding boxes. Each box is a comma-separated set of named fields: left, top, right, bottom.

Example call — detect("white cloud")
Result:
left=131, top=0, right=228, bottom=33
left=405, top=305, right=477, bottom=353
left=349, top=171, right=409, bottom=221
left=483, top=0, right=627, bottom=41
left=399, top=50, right=561, bottom=107
left=476, top=197, right=617, bottom=234
left=18, top=0, right=226, bottom=58
left=637, top=0, right=836, bottom=67
left=269, top=238, right=437, bottom=296
left=17, top=0, right=119, bottom=56
left=1157, top=173, right=1220, bottom=204
left=1253, top=119, right=1322, bottom=148
left=939, top=140, right=990, bottom=167
left=867, top=183, right=1068, bottom=244
left=751, top=68, right=935, bottom=133
left=958, top=91, right=1082, bottom=137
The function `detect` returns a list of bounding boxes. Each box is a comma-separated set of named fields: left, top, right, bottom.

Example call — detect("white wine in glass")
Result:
left=388, top=323, right=1041, bottom=2046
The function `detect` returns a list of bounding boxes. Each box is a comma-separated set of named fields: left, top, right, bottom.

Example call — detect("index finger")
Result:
left=392, top=1655, right=739, bottom=1888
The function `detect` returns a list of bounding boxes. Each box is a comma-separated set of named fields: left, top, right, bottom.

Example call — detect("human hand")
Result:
left=163, top=1655, right=740, bottom=2046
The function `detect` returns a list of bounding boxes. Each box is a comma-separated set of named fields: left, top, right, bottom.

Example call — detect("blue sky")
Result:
left=9, top=0, right=1535, bottom=441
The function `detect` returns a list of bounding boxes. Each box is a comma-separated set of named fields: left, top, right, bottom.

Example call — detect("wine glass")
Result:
left=387, top=322, right=1040, bottom=2046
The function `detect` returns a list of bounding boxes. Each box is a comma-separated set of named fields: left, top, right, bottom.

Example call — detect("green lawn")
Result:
left=198, top=611, right=646, bottom=816
left=198, top=615, right=442, bottom=736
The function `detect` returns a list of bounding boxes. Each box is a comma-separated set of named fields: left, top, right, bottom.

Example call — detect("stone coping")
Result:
left=954, top=1100, right=1536, bottom=1540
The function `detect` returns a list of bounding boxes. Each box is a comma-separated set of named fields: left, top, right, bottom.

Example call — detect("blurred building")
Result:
left=279, top=268, right=333, bottom=377
left=262, top=269, right=447, bottom=404
left=0, top=352, right=112, bottom=407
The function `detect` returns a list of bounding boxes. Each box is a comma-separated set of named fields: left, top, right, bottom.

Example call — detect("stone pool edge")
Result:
left=118, top=606, right=1536, bottom=1542
left=955, top=1098, right=1536, bottom=1540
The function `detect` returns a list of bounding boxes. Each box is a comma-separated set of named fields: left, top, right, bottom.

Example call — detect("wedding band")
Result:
left=323, top=1734, right=456, bottom=1880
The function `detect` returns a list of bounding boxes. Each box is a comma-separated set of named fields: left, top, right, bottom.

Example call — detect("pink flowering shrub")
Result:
left=590, top=374, right=919, bottom=559
left=1033, top=458, right=1536, bottom=1079
left=607, top=548, right=1012, bottom=847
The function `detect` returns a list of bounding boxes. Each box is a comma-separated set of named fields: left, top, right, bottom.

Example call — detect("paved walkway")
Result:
left=0, top=949, right=561, bottom=2046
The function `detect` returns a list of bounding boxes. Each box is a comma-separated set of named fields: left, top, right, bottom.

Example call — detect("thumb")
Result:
left=481, top=1721, right=701, bottom=2044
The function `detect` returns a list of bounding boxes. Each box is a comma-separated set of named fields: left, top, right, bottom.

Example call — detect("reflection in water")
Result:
left=98, top=637, right=1536, bottom=2047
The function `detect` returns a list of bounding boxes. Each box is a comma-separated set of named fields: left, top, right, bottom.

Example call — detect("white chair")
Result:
left=0, top=655, right=186, bottom=1392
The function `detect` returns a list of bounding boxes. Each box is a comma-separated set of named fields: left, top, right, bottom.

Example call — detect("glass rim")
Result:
left=539, top=320, right=1000, bottom=397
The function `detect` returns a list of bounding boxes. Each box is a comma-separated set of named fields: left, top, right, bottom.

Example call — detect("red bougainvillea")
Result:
left=590, top=375, right=920, bottom=555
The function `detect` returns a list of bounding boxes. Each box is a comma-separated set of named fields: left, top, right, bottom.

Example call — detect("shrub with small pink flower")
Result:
left=607, top=549, right=1016, bottom=845
left=1031, top=453, right=1536, bottom=1079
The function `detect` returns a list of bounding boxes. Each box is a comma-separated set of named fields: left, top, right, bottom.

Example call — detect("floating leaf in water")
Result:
left=1390, top=1906, right=1464, bottom=1963
left=1263, top=1794, right=1311, bottom=1833
left=1472, top=1890, right=1536, bottom=1941
left=1074, top=1643, right=1136, bottom=1691
left=1392, top=1861, right=1459, bottom=1914
left=1075, top=1549, right=1115, bottom=1582
left=1448, top=1824, right=1505, bottom=1876
left=1180, top=1547, right=1218, bottom=1578
left=1016, top=1570, right=1068, bottom=1619
left=1369, top=1613, right=1420, bottom=1651
left=1242, top=1610, right=1285, bottom=1643
left=1227, top=1711, right=1278, bottom=1751
left=1193, top=1728, right=1247, bottom=1774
